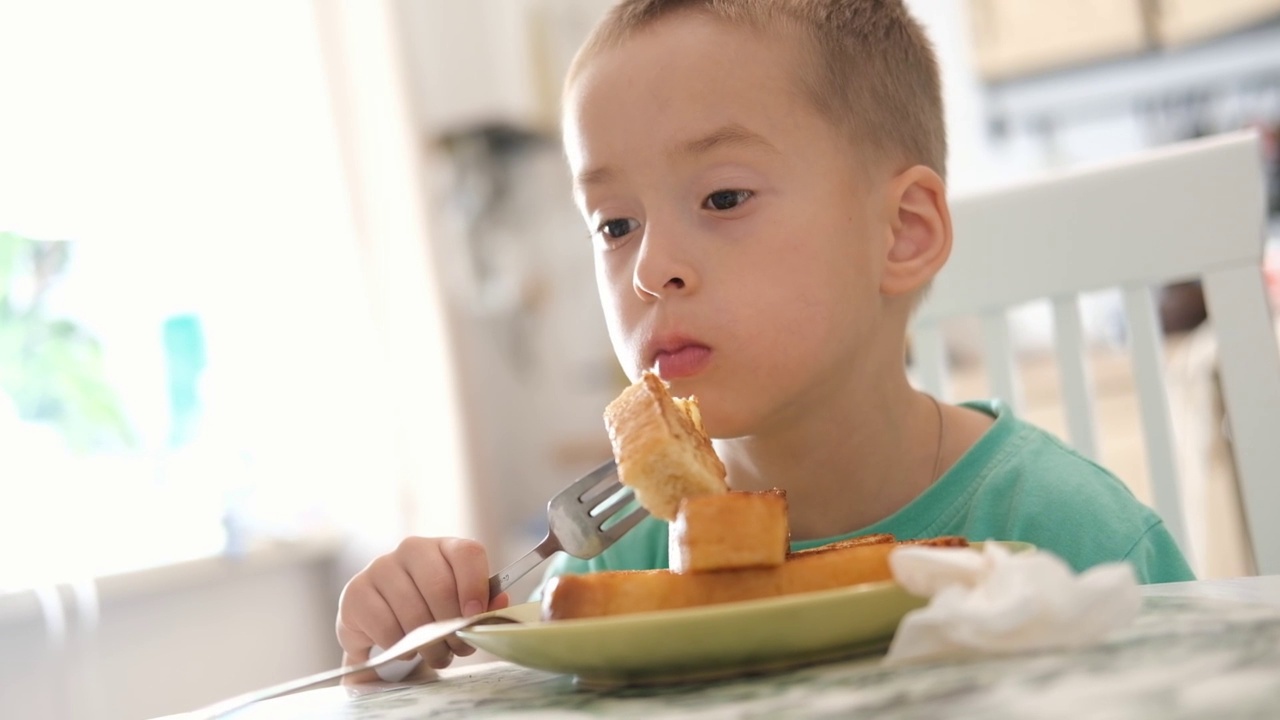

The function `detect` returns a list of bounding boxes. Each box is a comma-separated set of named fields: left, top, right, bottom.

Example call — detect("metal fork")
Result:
left=488, top=458, right=649, bottom=597
left=192, top=459, right=647, bottom=719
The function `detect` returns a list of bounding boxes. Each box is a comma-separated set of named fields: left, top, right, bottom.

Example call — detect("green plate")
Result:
left=458, top=541, right=1034, bottom=687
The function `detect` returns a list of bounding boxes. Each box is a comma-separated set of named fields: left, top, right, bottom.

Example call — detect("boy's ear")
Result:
left=881, top=165, right=951, bottom=297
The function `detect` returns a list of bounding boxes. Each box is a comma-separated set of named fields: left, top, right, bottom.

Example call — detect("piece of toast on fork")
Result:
left=604, top=371, right=728, bottom=522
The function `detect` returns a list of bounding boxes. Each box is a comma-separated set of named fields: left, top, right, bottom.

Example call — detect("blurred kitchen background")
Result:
left=1, top=1, right=1278, bottom=718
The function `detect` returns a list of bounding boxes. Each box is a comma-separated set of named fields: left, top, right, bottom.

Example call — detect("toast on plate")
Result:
left=668, top=489, right=789, bottom=573
left=541, top=535, right=967, bottom=621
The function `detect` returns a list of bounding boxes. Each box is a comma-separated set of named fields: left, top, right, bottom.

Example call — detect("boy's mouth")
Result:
left=650, top=343, right=712, bottom=380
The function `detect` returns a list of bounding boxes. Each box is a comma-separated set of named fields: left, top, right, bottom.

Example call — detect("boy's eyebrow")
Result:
left=576, top=165, right=616, bottom=189
left=574, top=124, right=778, bottom=190
left=674, top=123, right=779, bottom=159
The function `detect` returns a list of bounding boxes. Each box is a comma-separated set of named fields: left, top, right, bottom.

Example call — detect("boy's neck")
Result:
left=712, top=361, right=975, bottom=541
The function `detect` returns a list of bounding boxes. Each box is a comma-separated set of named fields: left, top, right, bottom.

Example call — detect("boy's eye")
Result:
left=596, top=217, right=640, bottom=241
left=703, top=189, right=753, bottom=211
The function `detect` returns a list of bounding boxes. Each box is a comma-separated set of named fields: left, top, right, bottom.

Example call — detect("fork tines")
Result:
left=574, top=459, right=621, bottom=501
left=576, top=464, right=650, bottom=537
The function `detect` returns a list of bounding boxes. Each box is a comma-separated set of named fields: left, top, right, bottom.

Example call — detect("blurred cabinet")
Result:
left=969, top=0, right=1280, bottom=82
left=395, top=0, right=611, bottom=137
left=969, top=0, right=1149, bottom=81
left=1154, top=0, right=1280, bottom=47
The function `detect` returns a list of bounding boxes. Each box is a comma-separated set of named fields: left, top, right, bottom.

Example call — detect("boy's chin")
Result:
left=695, top=404, right=754, bottom=442
left=665, top=381, right=754, bottom=439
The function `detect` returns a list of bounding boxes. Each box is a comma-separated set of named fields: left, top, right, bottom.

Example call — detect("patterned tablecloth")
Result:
left=223, top=590, right=1280, bottom=720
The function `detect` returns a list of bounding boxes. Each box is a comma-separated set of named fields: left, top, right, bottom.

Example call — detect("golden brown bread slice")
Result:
left=668, top=490, right=790, bottom=573
left=542, top=540, right=896, bottom=621
left=604, top=372, right=728, bottom=521
left=540, top=535, right=968, bottom=621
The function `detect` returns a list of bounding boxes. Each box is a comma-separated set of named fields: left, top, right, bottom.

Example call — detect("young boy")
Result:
left=335, top=0, right=1193, bottom=673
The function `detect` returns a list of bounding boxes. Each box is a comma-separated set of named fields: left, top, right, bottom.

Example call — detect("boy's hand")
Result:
left=336, top=537, right=511, bottom=675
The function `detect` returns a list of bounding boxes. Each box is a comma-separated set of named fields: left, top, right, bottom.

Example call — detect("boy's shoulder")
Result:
left=959, top=398, right=1150, bottom=514
left=950, top=399, right=1193, bottom=583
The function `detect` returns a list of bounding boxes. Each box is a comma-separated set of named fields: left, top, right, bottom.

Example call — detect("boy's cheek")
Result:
left=595, top=264, right=636, bottom=309
left=597, top=307, right=639, bottom=368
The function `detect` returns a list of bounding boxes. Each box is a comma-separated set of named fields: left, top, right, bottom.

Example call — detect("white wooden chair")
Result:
left=911, top=130, right=1280, bottom=576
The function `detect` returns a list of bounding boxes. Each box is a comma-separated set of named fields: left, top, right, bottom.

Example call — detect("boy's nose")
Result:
left=634, top=261, right=695, bottom=300
left=632, top=227, right=698, bottom=300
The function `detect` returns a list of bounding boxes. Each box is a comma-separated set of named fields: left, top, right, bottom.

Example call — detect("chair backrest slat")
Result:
left=1122, top=285, right=1190, bottom=555
left=981, top=311, right=1022, bottom=413
left=1052, top=295, right=1099, bottom=461
left=1201, top=265, right=1280, bottom=575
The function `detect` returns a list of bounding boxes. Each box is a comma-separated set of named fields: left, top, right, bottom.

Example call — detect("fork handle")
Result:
left=488, top=534, right=561, bottom=599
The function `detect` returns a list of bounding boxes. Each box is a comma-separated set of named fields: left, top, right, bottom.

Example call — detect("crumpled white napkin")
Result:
left=883, top=542, right=1142, bottom=665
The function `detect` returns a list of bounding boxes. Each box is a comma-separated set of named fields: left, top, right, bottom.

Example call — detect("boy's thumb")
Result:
left=464, top=592, right=509, bottom=616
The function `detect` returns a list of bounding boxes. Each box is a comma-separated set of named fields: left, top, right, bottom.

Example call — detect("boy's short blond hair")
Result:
left=568, top=0, right=946, bottom=179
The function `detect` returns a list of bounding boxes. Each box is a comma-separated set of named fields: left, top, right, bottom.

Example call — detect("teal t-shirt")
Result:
left=537, top=399, right=1194, bottom=592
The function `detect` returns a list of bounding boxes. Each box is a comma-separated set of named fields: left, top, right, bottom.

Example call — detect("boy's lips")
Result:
left=650, top=341, right=712, bottom=380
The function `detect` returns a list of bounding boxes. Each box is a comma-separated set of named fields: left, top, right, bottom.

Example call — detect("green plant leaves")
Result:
left=0, top=232, right=134, bottom=452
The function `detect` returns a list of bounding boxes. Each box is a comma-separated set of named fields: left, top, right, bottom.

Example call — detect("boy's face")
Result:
left=564, top=14, right=894, bottom=438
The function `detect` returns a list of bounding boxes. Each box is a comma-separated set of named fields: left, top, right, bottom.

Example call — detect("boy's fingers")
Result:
left=445, top=629, right=473, bottom=657
left=335, top=619, right=371, bottom=661
left=417, top=637, right=454, bottom=670
left=374, top=565, right=436, bottom=659
left=368, top=581, right=453, bottom=668
left=449, top=590, right=513, bottom=658
left=371, top=562, right=430, bottom=629
left=438, top=539, right=492, bottom=656
left=336, top=578, right=401, bottom=656
left=392, top=539, right=466, bottom=665
left=396, top=544, right=461, bottom=667
left=339, top=653, right=383, bottom=686
left=407, top=543, right=462, bottom=621
left=425, top=646, right=458, bottom=669
left=343, top=536, right=498, bottom=670
left=364, top=591, right=411, bottom=654
left=439, top=538, right=492, bottom=614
